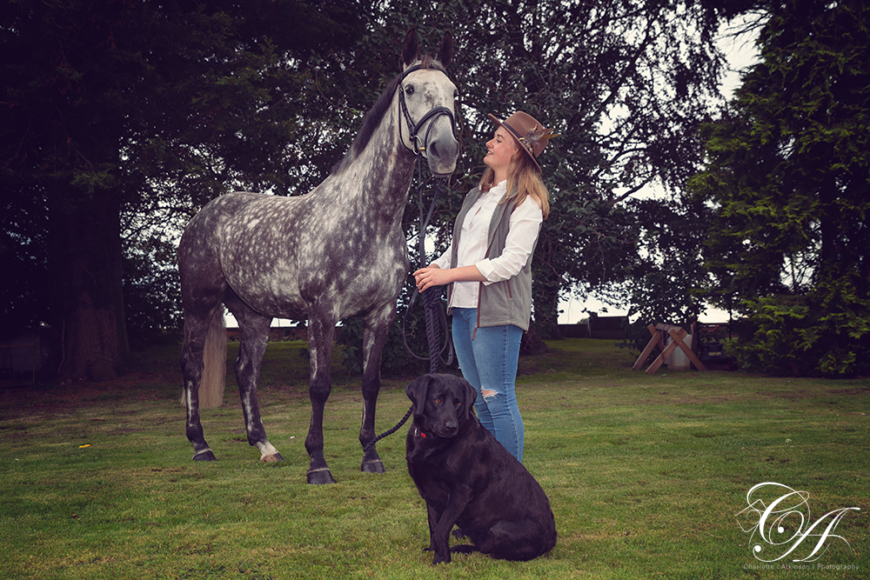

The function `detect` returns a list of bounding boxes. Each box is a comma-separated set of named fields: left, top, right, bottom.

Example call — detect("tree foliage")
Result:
left=360, top=1, right=731, bottom=338
left=0, top=0, right=365, bottom=380
left=691, top=0, right=870, bottom=376
left=623, top=196, right=715, bottom=332
left=3, top=0, right=740, bottom=379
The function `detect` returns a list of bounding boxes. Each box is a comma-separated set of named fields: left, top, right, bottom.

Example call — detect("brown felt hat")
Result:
left=488, top=111, right=558, bottom=172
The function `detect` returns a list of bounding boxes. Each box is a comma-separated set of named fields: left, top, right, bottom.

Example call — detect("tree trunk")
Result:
left=520, top=322, right=549, bottom=356
left=50, top=186, right=129, bottom=382
left=532, top=269, right=563, bottom=340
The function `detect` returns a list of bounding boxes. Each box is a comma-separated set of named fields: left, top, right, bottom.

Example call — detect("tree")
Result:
left=0, top=0, right=365, bottom=381
left=359, top=1, right=733, bottom=339
left=3, top=0, right=743, bottom=381
left=623, top=196, right=714, bottom=331
left=691, top=0, right=870, bottom=376
left=122, top=233, right=182, bottom=348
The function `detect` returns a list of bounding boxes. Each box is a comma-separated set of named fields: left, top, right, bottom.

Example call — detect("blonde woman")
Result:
left=414, top=111, right=556, bottom=462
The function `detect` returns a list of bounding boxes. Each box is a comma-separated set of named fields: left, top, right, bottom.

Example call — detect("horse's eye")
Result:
left=405, top=85, right=415, bottom=96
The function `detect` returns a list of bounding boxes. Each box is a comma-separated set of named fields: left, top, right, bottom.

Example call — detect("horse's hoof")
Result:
left=307, top=467, right=337, bottom=485
left=261, top=453, right=284, bottom=463
left=193, top=449, right=216, bottom=461
left=361, top=459, right=386, bottom=474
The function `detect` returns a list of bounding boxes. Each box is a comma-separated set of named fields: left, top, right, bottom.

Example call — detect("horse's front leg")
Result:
left=359, top=308, right=393, bottom=474
left=305, top=314, right=337, bottom=484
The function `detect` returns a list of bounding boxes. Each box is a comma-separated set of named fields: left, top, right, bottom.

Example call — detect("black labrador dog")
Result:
left=405, top=373, right=557, bottom=565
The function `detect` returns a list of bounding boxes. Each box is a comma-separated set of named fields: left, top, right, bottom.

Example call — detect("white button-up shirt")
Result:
left=432, top=180, right=543, bottom=309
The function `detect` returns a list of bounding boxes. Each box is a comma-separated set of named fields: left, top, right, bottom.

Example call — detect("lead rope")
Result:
left=402, top=163, right=454, bottom=372
left=365, top=406, right=413, bottom=452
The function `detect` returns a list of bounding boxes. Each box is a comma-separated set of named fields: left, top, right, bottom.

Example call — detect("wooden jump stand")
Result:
left=633, top=323, right=707, bottom=374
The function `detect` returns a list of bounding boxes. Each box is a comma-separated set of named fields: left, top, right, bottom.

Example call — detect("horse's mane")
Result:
left=331, top=56, right=441, bottom=175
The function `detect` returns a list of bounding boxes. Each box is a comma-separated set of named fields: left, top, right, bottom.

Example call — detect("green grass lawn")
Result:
left=0, top=339, right=867, bottom=579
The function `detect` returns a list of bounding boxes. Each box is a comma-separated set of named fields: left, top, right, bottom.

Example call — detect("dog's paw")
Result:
left=432, top=552, right=451, bottom=565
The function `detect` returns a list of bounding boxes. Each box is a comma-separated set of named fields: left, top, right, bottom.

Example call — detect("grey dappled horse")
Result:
left=178, top=30, right=459, bottom=484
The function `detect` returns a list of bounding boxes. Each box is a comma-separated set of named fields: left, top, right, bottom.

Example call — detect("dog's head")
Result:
left=406, top=374, right=477, bottom=438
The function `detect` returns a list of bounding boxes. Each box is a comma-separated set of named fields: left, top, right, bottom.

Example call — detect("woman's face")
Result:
left=484, top=127, right=518, bottom=176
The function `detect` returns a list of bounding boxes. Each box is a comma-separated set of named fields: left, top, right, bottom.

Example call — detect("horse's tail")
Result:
left=181, top=308, right=227, bottom=409
left=199, top=309, right=227, bottom=408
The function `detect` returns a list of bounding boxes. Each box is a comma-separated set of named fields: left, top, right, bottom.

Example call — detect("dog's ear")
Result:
left=406, top=374, right=432, bottom=417
left=458, top=377, right=477, bottom=420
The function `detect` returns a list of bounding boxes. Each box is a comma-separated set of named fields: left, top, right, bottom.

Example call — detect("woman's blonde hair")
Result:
left=479, top=147, right=550, bottom=220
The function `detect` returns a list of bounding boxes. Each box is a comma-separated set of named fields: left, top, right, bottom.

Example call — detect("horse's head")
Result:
left=397, top=29, right=460, bottom=178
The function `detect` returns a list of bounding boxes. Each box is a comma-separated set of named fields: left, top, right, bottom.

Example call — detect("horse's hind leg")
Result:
left=225, top=291, right=282, bottom=462
left=181, top=305, right=222, bottom=461
left=179, top=208, right=230, bottom=461
left=359, top=307, right=393, bottom=474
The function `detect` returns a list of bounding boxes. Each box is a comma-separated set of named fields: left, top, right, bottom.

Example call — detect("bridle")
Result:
left=397, top=63, right=458, bottom=163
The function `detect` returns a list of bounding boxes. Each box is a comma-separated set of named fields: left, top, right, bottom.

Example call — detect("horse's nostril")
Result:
left=427, top=137, right=459, bottom=172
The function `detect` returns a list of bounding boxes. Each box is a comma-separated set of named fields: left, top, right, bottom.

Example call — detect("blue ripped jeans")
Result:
left=451, top=308, right=525, bottom=462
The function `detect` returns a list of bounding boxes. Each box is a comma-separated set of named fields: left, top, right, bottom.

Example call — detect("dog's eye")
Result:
left=456, top=401, right=462, bottom=406
left=434, top=398, right=441, bottom=404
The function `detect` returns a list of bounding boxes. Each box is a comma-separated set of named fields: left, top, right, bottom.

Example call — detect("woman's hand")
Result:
left=413, top=265, right=451, bottom=292
left=413, top=264, right=487, bottom=291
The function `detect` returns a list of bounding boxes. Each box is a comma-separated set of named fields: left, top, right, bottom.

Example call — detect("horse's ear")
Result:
left=406, top=374, right=432, bottom=416
left=437, top=31, right=453, bottom=68
left=402, top=28, right=420, bottom=68
left=459, top=377, right=476, bottom=420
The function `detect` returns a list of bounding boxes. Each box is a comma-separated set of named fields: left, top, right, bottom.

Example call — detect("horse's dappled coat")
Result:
left=177, top=30, right=459, bottom=483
